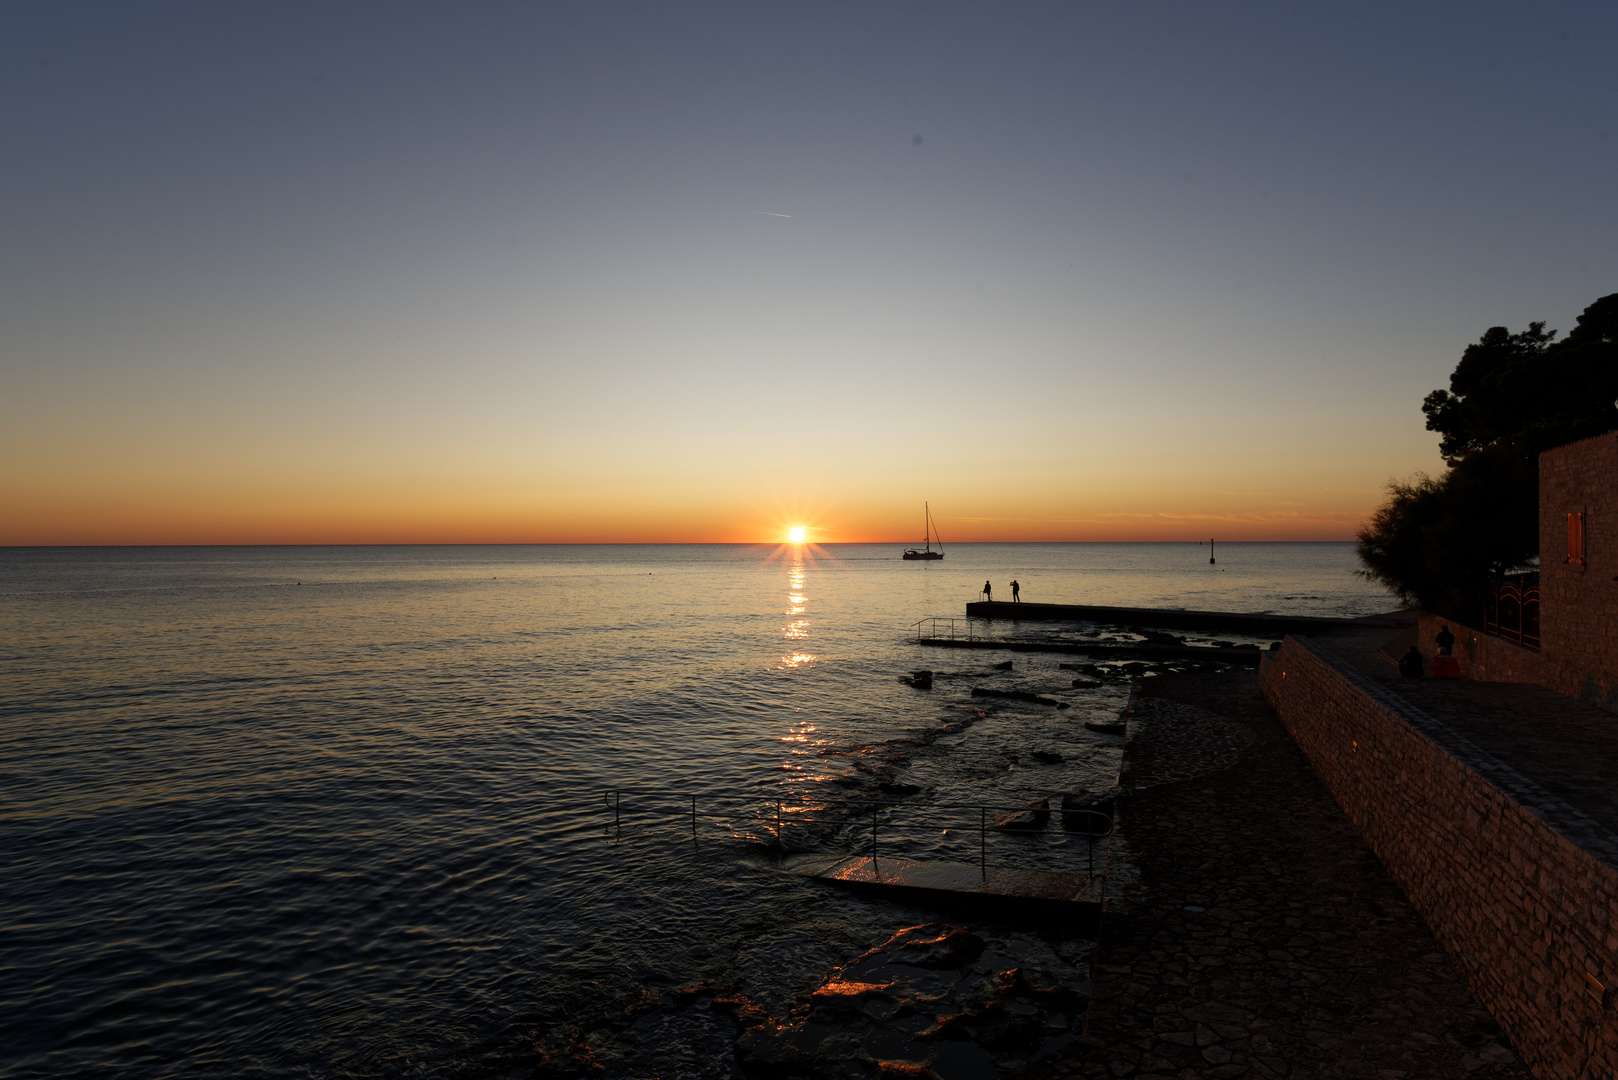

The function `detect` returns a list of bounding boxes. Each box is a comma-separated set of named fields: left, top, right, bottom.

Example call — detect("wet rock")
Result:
left=970, top=688, right=1069, bottom=708
left=734, top=1024, right=812, bottom=1075
left=992, top=660, right=1014, bottom=670
left=873, top=1062, right=943, bottom=1079
left=878, top=781, right=923, bottom=797
left=726, top=924, right=1089, bottom=1079
left=810, top=978, right=895, bottom=1015
left=916, top=1012, right=974, bottom=1041
left=1070, top=679, right=1102, bottom=689
left=994, top=798, right=1050, bottom=831
left=533, top=1029, right=604, bottom=1077
left=899, top=672, right=933, bottom=689
left=856, top=924, right=986, bottom=970
left=1130, top=627, right=1185, bottom=646
left=1058, top=662, right=1101, bottom=675
left=1083, top=722, right=1126, bottom=735
left=1030, top=750, right=1064, bottom=764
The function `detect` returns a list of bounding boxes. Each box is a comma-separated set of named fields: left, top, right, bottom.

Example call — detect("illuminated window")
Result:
left=1568, top=512, right=1586, bottom=565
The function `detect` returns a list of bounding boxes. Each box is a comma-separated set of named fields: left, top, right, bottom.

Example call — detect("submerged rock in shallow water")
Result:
left=994, top=798, right=1051, bottom=831
left=970, top=688, right=1069, bottom=708
left=1059, top=792, right=1114, bottom=834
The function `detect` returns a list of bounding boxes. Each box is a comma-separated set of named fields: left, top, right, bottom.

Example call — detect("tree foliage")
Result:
left=1357, top=292, right=1618, bottom=619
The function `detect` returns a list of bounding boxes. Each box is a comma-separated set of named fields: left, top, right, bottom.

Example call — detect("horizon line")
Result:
left=1, top=538, right=1362, bottom=549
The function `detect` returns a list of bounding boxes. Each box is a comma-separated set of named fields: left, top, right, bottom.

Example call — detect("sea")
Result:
left=0, top=542, right=1392, bottom=1079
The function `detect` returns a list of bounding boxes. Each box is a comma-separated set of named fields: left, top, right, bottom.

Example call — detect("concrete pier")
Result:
left=963, top=601, right=1401, bottom=636
left=916, top=636, right=1263, bottom=666
left=805, top=855, right=1103, bottom=927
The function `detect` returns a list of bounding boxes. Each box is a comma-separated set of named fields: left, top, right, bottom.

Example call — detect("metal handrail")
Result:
left=604, top=789, right=1114, bottom=880
left=1484, top=572, right=1540, bottom=649
left=912, top=616, right=979, bottom=643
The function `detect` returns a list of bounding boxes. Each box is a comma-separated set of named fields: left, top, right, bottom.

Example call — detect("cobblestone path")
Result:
left=1016, top=670, right=1528, bottom=1080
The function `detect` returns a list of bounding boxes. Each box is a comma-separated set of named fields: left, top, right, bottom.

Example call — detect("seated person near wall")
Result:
left=1398, top=646, right=1424, bottom=677
left=1432, top=652, right=1462, bottom=678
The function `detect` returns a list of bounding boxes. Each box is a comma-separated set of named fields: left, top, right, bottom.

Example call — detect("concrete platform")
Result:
left=795, top=854, right=1103, bottom=928
left=964, top=601, right=1402, bottom=636
left=916, top=636, right=1262, bottom=666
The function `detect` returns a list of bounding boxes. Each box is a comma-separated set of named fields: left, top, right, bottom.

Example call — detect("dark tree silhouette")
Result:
left=1357, top=292, right=1618, bottom=619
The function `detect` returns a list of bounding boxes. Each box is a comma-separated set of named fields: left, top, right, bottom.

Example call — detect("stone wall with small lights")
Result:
left=1260, top=638, right=1618, bottom=1080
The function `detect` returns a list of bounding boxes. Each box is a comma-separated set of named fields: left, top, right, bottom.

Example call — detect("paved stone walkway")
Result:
left=1016, top=670, right=1527, bottom=1080
left=1318, top=623, right=1618, bottom=843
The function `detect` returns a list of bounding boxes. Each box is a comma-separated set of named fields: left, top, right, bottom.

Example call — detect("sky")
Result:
left=2, top=2, right=1615, bottom=545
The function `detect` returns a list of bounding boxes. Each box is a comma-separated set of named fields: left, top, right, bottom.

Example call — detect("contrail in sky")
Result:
left=749, top=210, right=792, bottom=218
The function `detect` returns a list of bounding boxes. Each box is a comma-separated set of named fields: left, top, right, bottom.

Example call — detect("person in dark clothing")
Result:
left=982, top=580, right=992, bottom=602
left=1010, top=579, right=1020, bottom=602
left=1399, top=645, right=1425, bottom=678
left=1435, top=624, right=1456, bottom=657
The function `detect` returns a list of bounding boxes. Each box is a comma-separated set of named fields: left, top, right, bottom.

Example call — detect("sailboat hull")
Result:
left=901, top=502, right=945, bottom=560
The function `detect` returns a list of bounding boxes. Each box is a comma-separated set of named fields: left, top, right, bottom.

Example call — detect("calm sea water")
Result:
left=0, top=543, right=1390, bottom=1079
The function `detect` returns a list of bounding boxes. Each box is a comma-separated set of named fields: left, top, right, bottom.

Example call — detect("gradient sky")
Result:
left=3, top=2, right=1615, bottom=545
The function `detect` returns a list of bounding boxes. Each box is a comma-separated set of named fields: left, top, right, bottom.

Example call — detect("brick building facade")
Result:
left=1538, top=431, right=1618, bottom=710
left=1419, top=430, right=1618, bottom=712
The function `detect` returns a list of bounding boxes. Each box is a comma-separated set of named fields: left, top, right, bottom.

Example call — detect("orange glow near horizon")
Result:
left=0, top=488, right=1378, bottom=546
left=0, top=436, right=1395, bottom=546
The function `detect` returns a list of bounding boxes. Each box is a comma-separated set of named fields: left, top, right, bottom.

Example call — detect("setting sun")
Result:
left=789, top=526, right=806, bottom=544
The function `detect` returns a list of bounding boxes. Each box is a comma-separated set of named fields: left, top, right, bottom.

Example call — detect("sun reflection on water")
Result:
left=780, top=721, right=822, bottom=746
left=777, top=549, right=816, bottom=666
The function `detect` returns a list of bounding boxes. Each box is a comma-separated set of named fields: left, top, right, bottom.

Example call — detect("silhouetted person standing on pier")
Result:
left=1010, top=580, right=1020, bottom=603
left=1435, top=624, right=1455, bottom=657
left=982, top=581, right=992, bottom=602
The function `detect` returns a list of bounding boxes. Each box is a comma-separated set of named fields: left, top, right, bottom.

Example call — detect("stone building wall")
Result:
left=1540, top=432, right=1618, bottom=711
left=1260, top=638, right=1618, bottom=1080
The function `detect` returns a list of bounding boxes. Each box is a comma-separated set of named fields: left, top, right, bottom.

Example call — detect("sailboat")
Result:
left=902, top=503, right=945, bottom=561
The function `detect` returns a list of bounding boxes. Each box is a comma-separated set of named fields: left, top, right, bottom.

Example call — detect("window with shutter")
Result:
left=1568, top=511, right=1586, bottom=565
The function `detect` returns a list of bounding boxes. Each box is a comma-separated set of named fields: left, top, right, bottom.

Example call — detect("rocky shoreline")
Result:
left=530, top=922, right=1091, bottom=1079
left=514, top=663, right=1528, bottom=1079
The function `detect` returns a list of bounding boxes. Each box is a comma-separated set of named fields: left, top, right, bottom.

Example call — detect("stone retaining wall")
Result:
left=1260, top=638, right=1618, bottom=1079
left=1413, top=612, right=1547, bottom=685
